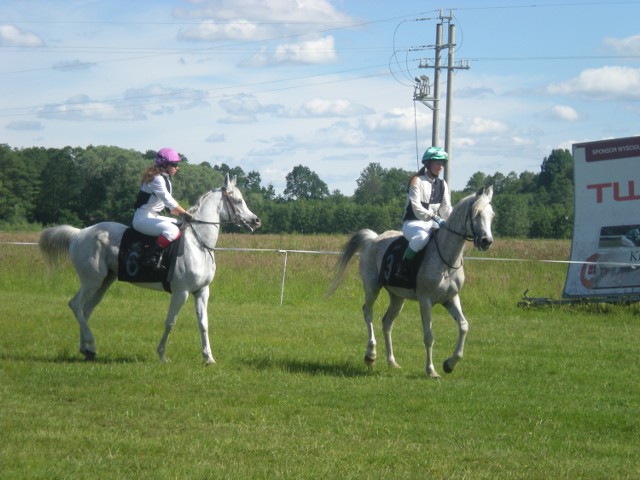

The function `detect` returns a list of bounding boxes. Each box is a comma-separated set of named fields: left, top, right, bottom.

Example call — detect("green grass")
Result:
left=0, top=233, right=638, bottom=479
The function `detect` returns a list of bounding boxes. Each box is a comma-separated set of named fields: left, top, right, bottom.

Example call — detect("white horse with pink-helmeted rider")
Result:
left=39, top=174, right=261, bottom=364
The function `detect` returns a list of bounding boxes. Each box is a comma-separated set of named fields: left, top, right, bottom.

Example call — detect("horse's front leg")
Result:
left=419, top=298, right=439, bottom=378
left=442, top=294, right=469, bottom=374
left=193, top=285, right=215, bottom=365
left=156, top=290, right=189, bottom=363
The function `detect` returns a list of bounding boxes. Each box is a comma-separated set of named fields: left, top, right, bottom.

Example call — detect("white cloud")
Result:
left=35, top=85, right=209, bottom=122
left=458, top=116, right=509, bottom=136
left=546, top=105, right=581, bottom=121
left=362, top=107, right=427, bottom=133
left=178, top=19, right=258, bottom=42
left=37, top=95, right=144, bottom=121
left=291, top=98, right=374, bottom=118
left=604, top=34, right=640, bottom=54
left=123, top=84, right=210, bottom=112
left=217, top=93, right=283, bottom=123
left=241, top=36, right=337, bottom=67
left=0, top=24, right=43, bottom=47
left=546, top=66, right=640, bottom=100
left=173, top=0, right=351, bottom=25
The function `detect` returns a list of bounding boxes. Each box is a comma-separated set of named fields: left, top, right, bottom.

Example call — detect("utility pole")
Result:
left=413, top=10, right=469, bottom=186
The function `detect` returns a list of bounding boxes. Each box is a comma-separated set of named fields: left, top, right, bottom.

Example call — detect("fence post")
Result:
left=279, top=250, right=288, bottom=306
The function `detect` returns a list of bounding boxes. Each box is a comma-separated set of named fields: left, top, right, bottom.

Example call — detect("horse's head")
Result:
left=469, top=186, right=494, bottom=251
left=221, top=174, right=262, bottom=232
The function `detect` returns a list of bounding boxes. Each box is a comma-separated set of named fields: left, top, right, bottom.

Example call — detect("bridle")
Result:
left=434, top=198, right=489, bottom=270
left=444, top=204, right=477, bottom=242
left=182, top=188, right=248, bottom=252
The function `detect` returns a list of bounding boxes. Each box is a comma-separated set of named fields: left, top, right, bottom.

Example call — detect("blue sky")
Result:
left=2, top=0, right=640, bottom=194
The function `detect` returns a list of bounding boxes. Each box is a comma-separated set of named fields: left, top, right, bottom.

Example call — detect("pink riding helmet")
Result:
left=155, top=147, right=181, bottom=167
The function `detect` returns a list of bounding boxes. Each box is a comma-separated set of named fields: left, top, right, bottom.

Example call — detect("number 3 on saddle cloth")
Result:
left=117, top=228, right=185, bottom=292
left=380, top=236, right=427, bottom=290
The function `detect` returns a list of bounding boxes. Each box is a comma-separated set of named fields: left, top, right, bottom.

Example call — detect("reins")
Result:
left=181, top=188, right=245, bottom=252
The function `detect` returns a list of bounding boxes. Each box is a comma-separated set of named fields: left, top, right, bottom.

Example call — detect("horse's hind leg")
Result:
left=362, top=286, right=380, bottom=367
left=382, top=294, right=404, bottom=368
left=157, top=290, right=189, bottom=363
left=68, top=259, right=116, bottom=361
left=442, top=294, right=469, bottom=374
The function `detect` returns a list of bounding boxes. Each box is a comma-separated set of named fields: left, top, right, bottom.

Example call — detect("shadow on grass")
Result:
left=242, top=355, right=376, bottom=377
left=0, top=351, right=147, bottom=364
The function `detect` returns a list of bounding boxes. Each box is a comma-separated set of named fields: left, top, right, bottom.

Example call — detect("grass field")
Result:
left=0, top=231, right=638, bottom=479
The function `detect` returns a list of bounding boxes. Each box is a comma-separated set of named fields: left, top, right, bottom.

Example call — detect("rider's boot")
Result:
left=142, top=235, right=172, bottom=270
left=395, top=247, right=417, bottom=282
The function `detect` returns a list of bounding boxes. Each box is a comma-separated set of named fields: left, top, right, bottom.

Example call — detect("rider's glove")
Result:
left=433, top=215, right=446, bottom=228
left=182, top=212, right=194, bottom=222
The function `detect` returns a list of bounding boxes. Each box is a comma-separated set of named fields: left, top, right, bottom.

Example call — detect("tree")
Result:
left=464, top=171, right=488, bottom=193
left=353, top=163, right=386, bottom=205
left=538, top=149, right=572, bottom=191
left=283, top=165, right=329, bottom=200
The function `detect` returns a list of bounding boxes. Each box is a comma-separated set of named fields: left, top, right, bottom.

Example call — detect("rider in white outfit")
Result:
left=395, top=147, right=452, bottom=282
left=132, top=147, right=193, bottom=269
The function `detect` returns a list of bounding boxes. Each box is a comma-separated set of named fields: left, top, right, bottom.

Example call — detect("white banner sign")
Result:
left=564, top=136, right=640, bottom=297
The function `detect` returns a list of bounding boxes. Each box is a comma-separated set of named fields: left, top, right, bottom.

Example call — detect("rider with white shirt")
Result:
left=395, top=147, right=452, bottom=282
left=132, top=147, right=193, bottom=269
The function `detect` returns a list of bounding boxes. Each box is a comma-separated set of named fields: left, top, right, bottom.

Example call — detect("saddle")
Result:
left=380, top=236, right=428, bottom=290
left=117, top=228, right=185, bottom=292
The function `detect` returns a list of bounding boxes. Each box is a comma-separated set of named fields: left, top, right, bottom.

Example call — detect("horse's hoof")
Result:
left=443, top=359, right=453, bottom=373
left=364, top=355, right=376, bottom=367
left=83, top=351, right=96, bottom=362
left=388, top=360, right=401, bottom=369
left=205, top=358, right=216, bottom=366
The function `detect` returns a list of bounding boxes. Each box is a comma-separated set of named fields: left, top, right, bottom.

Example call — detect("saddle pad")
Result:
left=117, top=228, right=182, bottom=291
left=380, top=236, right=427, bottom=290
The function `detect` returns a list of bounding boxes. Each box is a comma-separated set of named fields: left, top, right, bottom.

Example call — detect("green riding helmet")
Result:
left=422, top=146, right=448, bottom=164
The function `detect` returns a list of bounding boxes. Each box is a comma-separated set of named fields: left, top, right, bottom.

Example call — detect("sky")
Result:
left=2, top=0, right=640, bottom=195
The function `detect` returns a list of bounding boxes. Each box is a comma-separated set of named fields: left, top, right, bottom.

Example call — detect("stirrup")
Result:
left=152, top=252, right=166, bottom=271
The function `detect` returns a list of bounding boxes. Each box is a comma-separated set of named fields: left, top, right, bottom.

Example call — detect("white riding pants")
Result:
left=402, top=219, right=438, bottom=252
left=133, top=209, right=180, bottom=241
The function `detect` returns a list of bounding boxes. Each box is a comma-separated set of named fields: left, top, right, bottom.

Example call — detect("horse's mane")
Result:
left=446, top=189, right=491, bottom=229
left=189, top=188, right=222, bottom=214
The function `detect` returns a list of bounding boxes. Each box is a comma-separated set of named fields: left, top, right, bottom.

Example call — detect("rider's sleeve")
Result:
left=151, top=175, right=179, bottom=211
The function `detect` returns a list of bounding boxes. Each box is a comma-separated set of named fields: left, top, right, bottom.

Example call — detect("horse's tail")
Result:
left=326, top=229, right=378, bottom=297
left=38, top=225, right=81, bottom=270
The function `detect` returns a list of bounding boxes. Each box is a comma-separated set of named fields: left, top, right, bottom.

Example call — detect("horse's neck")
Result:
left=187, top=192, right=223, bottom=248
left=433, top=228, right=467, bottom=265
left=432, top=202, right=470, bottom=265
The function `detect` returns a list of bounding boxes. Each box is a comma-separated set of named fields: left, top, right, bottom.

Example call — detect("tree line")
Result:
left=0, top=143, right=574, bottom=238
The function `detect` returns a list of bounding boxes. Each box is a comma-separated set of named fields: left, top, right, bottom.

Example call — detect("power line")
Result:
left=0, top=64, right=392, bottom=118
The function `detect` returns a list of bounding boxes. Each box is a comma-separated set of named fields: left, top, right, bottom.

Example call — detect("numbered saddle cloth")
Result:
left=117, top=228, right=183, bottom=291
left=379, top=236, right=427, bottom=290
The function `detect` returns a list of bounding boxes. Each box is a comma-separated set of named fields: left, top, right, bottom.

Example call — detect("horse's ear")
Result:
left=477, top=185, right=494, bottom=201
left=224, top=173, right=236, bottom=190
left=485, top=185, right=494, bottom=202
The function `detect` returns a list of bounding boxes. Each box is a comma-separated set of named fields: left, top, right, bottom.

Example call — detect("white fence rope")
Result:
left=3, top=242, right=640, bottom=305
